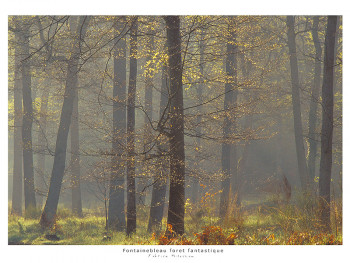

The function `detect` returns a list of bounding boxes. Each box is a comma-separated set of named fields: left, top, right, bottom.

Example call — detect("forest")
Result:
left=8, top=15, right=342, bottom=245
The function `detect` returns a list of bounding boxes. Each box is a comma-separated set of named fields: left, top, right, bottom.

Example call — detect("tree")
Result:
left=21, top=21, right=36, bottom=212
left=137, top=29, right=155, bottom=205
left=34, top=16, right=57, bottom=209
left=126, top=18, right=138, bottom=235
left=319, top=15, right=338, bottom=232
left=164, top=16, right=185, bottom=236
left=286, top=16, right=309, bottom=191
left=68, top=16, right=83, bottom=217
left=108, top=16, right=127, bottom=231
left=148, top=64, right=169, bottom=233
left=11, top=20, right=23, bottom=216
left=191, top=28, right=205, bottom=205
left=35, top=87, right=49, bottom=209
left=308, top=16, right=322, bottom=183
left=40, top=16, right=91, bottom=227
left=70, top=88, right=83, bottom=217
left=219, top=18, right=238, bottom=219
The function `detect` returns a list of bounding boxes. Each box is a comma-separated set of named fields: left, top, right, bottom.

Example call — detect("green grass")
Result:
left=8, top=212, right=159, bottom=245
left=8, top=196, right=343, bottom=245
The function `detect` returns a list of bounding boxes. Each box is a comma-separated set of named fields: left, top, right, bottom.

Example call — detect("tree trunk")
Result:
left=219, top=19, right=238, bottom=219
left=148, top=65, right=169, bottom=233
left=108, top=16, right=127, bottom=231
left=319, top=15, right=338, bottom=232
left=137, top=32, right=154, bottom=206
left=11, top=27, right=23, bottom=216
left=21, top=24, right=36, bottom=212
left=35, top=17, right=56, bottom=209
left=164, top=16, right=185, bottom=236
left=286, top=16, right=309, bottom=191
left=36, top=88, right=49, bottom=209
left=71, top=88, right=82, bottom=217
left=126, top=20, right=138, bottom=235
left=235, top=51, right=253, bottom=204
left=231, top=137, right=239, bottom=206
left=308, top=16, right=322, bottom=183
left=40, top=16, right=90, bottom=228
left=192, top=29, right=205, bottom=206
left=66, top=14, right=83, bottom=217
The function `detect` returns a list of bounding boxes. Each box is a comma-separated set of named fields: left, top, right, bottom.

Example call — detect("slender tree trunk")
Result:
left=231, top=136, right=239, bottom=206
left=21, top=24, right=36, bottom=212
left=36, top=88, right=49, bottom=209
left=148, top=65, right=169, bottom=233
left=286, top=16, right=309, bottom=191
left=66, top=14, right=83, bottom=217
left=235, top=51, right=253, bottom=203
left=12, top=27, right=23, bottom=216
left=319, top=16, right=338, bottom=232
left=164, top=16, right=185, bottom=236
left=71, top=88, right=82, bottom=217
left=137, top=32, right=154, bottom=206
left=108, top=17, right=127, bottom=231
left=308, top=16, right=322, bottom=183
left=126, top=20, right=138, bottom=235
left=40, top=16, right=90, bottom=227
left=35, top=17, right=55, bottom=209
left=219, top=19, right=238, bottom=219
left=192, top=29, right=205, bottom=206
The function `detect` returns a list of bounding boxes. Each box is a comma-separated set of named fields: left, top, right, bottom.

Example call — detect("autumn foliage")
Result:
left=195, top=226, right=237, bottom=245
left=157, top=225, right=237, bottom=245
left=287, top=232, right=341, bottom=245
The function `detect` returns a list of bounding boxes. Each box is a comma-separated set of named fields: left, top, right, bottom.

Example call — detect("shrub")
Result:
left=287, top=232, right=342, bottom=245
left=194, top=226, right=237, bottom=245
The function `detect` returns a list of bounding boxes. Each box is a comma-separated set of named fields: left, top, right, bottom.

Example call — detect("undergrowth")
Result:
left=8, top=194, right=342, bottom=245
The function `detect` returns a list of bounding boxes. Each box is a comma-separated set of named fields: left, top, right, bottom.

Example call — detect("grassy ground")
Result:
left=8, top=195, right=342, bottom=245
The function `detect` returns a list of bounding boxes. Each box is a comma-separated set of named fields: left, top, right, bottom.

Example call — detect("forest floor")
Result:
left=8, top=195, right=343, bottom=245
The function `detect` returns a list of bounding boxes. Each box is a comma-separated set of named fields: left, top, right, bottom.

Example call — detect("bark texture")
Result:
left=35, top=17, right=55, bottom=209
left=165, top=16, right=185, bottom=236
left=308, top=16, right=322, bottom=182
left=12, top=26, right=23, bottom=216
left=219, top=19, right=238, bottom=219
left=319, top=16, right=338, bottom=232
left=71, top=88, right=82, bottom=217
left=21, top=24, right=36, bottom=212
left=286, top=16, right=309, bottom=190
left=192, top=29, right=205, bottom=205
left=126, top=20, right=138, bottom=235
left=108, top=17, right=127, bottom=231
